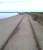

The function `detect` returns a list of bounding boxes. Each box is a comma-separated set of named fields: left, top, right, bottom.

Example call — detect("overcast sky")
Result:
left=0, top=0, right=43, bottom=12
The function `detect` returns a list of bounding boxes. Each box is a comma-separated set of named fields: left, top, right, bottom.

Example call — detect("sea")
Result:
left=0, top=13, right=18, bottom=19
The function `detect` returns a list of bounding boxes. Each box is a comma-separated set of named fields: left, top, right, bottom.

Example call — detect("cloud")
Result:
left=0, top=2, right=31, bottom=12
left=0, top=0, right=43, bottom=12
left=0, top=0, right=30, bottom=3
left=31, top=0, right=43, bottom=12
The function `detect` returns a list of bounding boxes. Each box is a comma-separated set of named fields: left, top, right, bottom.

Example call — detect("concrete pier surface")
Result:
left=4, top=14, right=37, bottom=50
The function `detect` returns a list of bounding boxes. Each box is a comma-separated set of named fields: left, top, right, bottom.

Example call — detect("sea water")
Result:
left=0, top=13, right=18, bottom=19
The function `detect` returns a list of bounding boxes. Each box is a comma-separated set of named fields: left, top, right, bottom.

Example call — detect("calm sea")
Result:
left=0, top=13, right=18, bottom=19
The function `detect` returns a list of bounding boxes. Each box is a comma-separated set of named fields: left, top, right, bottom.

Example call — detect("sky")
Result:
left=0, top=0, right=43, bottom=12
